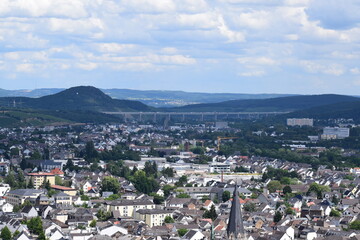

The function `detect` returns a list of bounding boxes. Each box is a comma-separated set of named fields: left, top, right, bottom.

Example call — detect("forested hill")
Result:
left=0, top=86, right=153, bottom=112
left=286, top=100, right=360, bottom=120
left=165, top=94, right=360, bottom=112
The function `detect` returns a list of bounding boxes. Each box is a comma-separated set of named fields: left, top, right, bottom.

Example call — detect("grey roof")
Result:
left=8, top=189, right=45, bottom=196
left=227, top=184, right=245, bottom=239
left=136, top=209, right=173, bottom=215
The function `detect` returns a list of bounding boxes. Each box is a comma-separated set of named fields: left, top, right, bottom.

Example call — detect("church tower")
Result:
left=227, top=184, right=246, bottom=239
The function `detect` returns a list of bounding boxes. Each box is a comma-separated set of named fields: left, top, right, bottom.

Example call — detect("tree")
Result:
left=273, top=211, right=282, bottom=223
left=105, top=194, right=120, bottom=201
left=27, top=217, right=43, bottom=235
left=332, top=195, right=339, bottom=205
left=164, top=216, right=175, bottom=223
left=222, top=191, right=231, bottom=202
left=27, top=179, right=34, bottom=189
left=178, top=229, right=188, bottom=237
left=54, top=176, right=63, bottom=186
left=175, top=175, right=187, bottom=187
left=64, top=159, right=74, bottom=171
left=307, top=183, right=330, bottom=199
left=144, top=161, right=157, bottom=177
left=44, top=180, right=51, bottom=191
left=330, top=209, right=341, bottom=217
left=96, top=209, right=112, bottom=221
left=267, top=180, right=282, bottom=193
left=177, top=193, right=191, bottom=198
left=161, top=167, right=175, bottom=177
left=152, top=194, right=165, bottom=204
left=162, top=185, right=175, bottom=197
left=243, top=203, right=256, bottom=212
left=38, top=231, right=46, bottom=240
left=203, top=205, right=218, bottom=221
left=101, top=176, right=120, bottom=194
left=85, top=141, right=98, bottom=162
left=201, top=195, right=210, bottom=203
left=0, top=226, right=11, bottom=240
left=5, top=171, right=17, bottom=188
left=283, top=186, right=292, bottom=195
left=285, top=207, right=295, bottom=215
left=90, top=219, right=97, bottom=228
left=350, top=220, right=360, bottom=230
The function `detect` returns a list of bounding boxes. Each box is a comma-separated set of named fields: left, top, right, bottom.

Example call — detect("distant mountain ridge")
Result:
left=0, top=87, right=295, bottom=107
left=0, top=86, right=153, bottom=112
left=166, top=94, right=360, bottom=112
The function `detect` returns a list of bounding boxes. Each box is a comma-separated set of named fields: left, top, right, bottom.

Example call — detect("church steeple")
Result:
left=227, top=184, right=245, bottom=239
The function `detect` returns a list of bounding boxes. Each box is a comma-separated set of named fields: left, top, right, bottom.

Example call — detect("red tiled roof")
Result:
left=27, top=172, right=54, bottom=176
left=50, top=168, right=64, bottom=175
left=51, top=185, right=76, bottom=191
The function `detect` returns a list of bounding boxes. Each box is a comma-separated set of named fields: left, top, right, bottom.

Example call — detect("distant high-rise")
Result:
left=227, top=184, right=245, bottom=239
left=287, top=118, right=313, bottom=127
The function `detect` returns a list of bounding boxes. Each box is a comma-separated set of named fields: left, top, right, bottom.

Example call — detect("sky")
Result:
left=1, top=0, right=360, bottom=94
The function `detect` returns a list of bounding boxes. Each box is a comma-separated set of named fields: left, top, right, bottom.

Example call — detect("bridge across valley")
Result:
left=103, top=111, right=288, bottom=121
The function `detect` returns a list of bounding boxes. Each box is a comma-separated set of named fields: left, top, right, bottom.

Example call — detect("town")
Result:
left=0, top=117, right=359, bottom=240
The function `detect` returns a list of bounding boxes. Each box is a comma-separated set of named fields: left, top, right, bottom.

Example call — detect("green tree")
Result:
left=38, top=231, right=46, bottom=240
left=27, top=217, right=43, bottom=235
left=96, top=209, right=112, bottom=221
left=203, top=205, right=218, bottom=220
left=0, top=226, right=11, bottom=240
left=178, top=229, right=188, bottom=237
left=285, top=207, right=295, bottom=215
left=267, top=180, right=282, bottom=193
left=243, top=203, right=256, bottom=212
left=175, top=175, right=188, bottom=187
left=5, top=171, right=17, bottom=188
left=55, top=176, right=63, bottom=186
left=307, top=183, right=330, bottom=199
left=164, top=216, right=175, bottom=223
left=89, top=219, right=97, bottom=227
left=283, top=186, right=292, bottom=195
left=222, top=191, right=231, bottom=202
left=330, top=209, right=341, bottom=217
left=44, top=180, right=51, bottom=191
left=350, top=220, right=360, bottom=230
left=273, top=211, right=282, bottom=223
left=27, top=179, right=34, bottom=189
left=105, top=194, right=120, bottom=200
left=161, top=167, right=175, bottom=177
left=152, top=194, right=165, bottom=204
left=177, top=193, right=191, bottom=198
left=201, top=195, right=210, bottom=203
left=162, top=185, right=175, bottom=197
left=101, top=176, right=120, bottom=194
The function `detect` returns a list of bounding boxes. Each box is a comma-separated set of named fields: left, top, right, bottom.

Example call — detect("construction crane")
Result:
left=217, top=136, right=238, bottom=151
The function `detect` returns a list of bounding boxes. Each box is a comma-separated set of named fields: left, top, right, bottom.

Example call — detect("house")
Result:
left=182, top=230, right=205, bottom=240
left=21, top=206, right=38, bottom=218
left=98, top=223, right=128, bottom=237
left=134, top=209, right=173, bottom=227
left=106, top=199, right=155, bottom=217
left=54, top=192, right=72, bottom=205
left=2, top=203, right=13, bottom=213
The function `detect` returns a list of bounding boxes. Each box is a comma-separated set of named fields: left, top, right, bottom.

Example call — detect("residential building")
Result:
left=6, top=189, right=46, bottom=205
left=26, top=172, right=55, bottom=189
left=134, top=209, right=173, bottom=227
left=105, top=199, right=155, bottom=217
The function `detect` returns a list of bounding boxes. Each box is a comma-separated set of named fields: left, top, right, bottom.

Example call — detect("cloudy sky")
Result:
left=1, top=0, right=360, bottom=94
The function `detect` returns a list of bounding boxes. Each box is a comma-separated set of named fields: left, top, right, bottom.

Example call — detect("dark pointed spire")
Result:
left=227, top=184, right=245, bottom=239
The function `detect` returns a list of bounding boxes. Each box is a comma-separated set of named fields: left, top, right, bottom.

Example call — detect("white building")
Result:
left=287, top=118, right=313, bottom=127
left=322, top=127, right=350, bottom=139
left=209, top=162, right=231, bottom=173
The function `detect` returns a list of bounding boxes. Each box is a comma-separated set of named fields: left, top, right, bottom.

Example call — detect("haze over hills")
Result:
left=0, top=87, right=295, bottom=107
left=166, top=94, right=360, bottom=112
left=1, top=86, right=360, bottom=127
